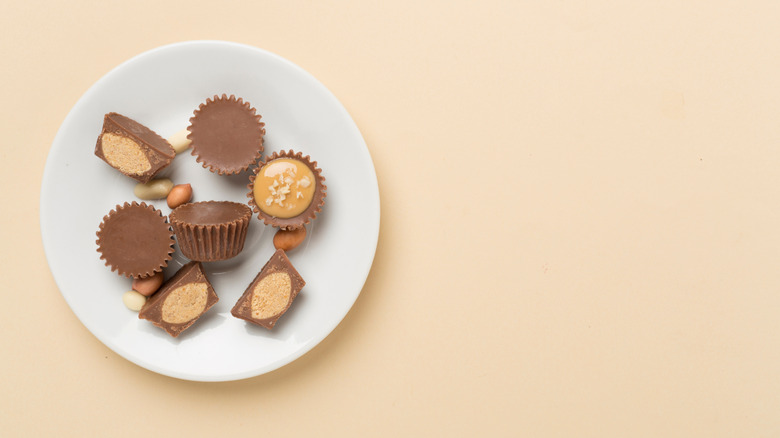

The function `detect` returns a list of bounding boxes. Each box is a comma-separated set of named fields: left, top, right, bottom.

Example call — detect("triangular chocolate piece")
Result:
left=95, top=112, right=175, bottom=183
left=139, top=261, right=218, bottom=337
left=231, top=249, right=305, bottom=329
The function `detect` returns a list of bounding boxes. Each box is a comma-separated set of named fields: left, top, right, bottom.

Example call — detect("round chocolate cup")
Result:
left=247, top=150, right=326, bottom=230
left=187, top=94, right=265, bottom=175
left=96, top=202, right=175, bottom=278
left=170, top=201, right=252, bottom=261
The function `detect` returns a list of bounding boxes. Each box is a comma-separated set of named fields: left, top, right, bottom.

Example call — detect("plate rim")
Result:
left=40, top=40, right=380, bottom=382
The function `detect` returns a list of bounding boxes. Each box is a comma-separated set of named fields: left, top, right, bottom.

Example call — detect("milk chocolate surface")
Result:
left=139, top=261, right=218, bottom=338
left=231, top=249, right=305, bottom=329
left=96, top=202, right=174, bottom=278
left=170, top=201, right=252, bottom=261
left=187, top=95, right=264, bottom=175
left=174, top=201, right=251, bottom=225
left=95, top=113, right=175, bottom=183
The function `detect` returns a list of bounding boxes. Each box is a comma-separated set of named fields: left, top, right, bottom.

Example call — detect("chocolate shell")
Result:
left=231, top=249, right=305, bottom=329
left=169, top=201, right=252, bottom=261
left=187, top=94, right=265, bottom=175
left=94, top=113, right=175, bottom=183
left=96, top=202, right=175, bottom=278
left=247, top=150, right=326, bottom=230
left=139, top=261, right=219, bottom=338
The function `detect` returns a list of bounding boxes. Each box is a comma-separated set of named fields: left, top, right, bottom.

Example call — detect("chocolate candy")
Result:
left=169, top=201, right=252, bottom=261
left=231, top=249, right=305, bottom=329
left=94, top=113, right=175, bottom=183
left=188, top=94, right=265, bottom=175
left=96, top=202, right=175, bottom=278
left=247, top=150, right=326, bottom=230
left=139, top=261, right=218, bottom=337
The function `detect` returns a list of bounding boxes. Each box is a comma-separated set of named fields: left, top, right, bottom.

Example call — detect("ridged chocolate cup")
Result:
left=187, top=94, right=265, bottom=175
left=169, top=201, right=252, bottom=261
left=247, top=150, right=327, bottom=230
left=96, top=202, right=175, bottom=278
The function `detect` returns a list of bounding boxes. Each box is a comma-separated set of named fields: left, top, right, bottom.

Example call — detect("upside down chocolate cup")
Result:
left=169, top=201, right=252, bottom=261
left=187, top=94, right=265, bottom=175
left=247, top=150, right=326, bottom=230
left=96, top=202, right=175, bottom=278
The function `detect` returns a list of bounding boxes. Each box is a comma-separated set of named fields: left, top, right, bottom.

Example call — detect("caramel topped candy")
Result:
left=95, top=113, right=175, bottom=183
left=247, top=150, right=326, bottom=230
left=139, top=261, right=218, bottom=338
left=231, top=250, right=305, bottom=329
left=253, top=158, right=316, bottom=218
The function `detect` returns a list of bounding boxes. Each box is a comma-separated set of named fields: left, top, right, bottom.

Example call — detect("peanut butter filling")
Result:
left=161, top=282, right=208, bottom=324
left=251, top=272, right=292, bottom=319
left=253, top=159, right=316, bottom=219
left=101, top=133, right=152, bottom=175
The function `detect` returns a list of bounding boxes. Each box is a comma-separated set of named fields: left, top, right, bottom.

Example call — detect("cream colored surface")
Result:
left=3, top=1, right=780, bottom=436
left=167, top=128, right=192, bottom=154
left=133, top=178, right=173, bottom=200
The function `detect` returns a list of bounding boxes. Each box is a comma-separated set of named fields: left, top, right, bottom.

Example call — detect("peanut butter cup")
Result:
left=187, top=94, right=265, bottom=175
left=231, top=249, right=305, bottom=329
left=139, top=261, right=218, bottom=338
left=247, top=150, right=326, bottom=230
left=169, top=201, right=252, bottom=261
left=96, top=202, right=175, bottom=278
left=95, top=113, right=175, bottom=183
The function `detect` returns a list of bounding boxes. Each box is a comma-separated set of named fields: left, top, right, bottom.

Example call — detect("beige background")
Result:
left=2, top=1, right=779, bottom=436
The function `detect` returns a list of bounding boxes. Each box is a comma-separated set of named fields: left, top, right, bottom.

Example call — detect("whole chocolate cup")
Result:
left=247, top=150, right=326, bottom=230
left=169, top=201, right=252, bottom=261
left=96, top=202, right=175, bottom=278
left=187, top=94, right=265, bottom=175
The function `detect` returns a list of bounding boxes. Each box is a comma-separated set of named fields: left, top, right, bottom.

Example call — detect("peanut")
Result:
left=273, top=227, right=307, bottom=251
left=134, top=178, right=174, bottom=200
left=132, top=271, right=164, bottom=296
left=123, top=290, right=147, bottom=311
left=167, top=128, right=192, bottom=154
left=167, top=184, right=193, bottom=209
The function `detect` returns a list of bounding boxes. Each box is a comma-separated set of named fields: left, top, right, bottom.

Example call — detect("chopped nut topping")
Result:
left=254, top=158, right=316, bottom=218
left=263, top=165, right=303, bottom=208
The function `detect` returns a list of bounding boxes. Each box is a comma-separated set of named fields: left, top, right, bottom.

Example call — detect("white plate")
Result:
left=40, top=41, right=379, bottom=382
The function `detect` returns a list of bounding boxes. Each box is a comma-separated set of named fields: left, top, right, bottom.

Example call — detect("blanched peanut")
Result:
left=134, top=178, right=174, bottom=200
left=123, top=290, right=147, bottom=311
left=273, top=227, right=307, bottom=251
left=132, top=271, right=164, bottom=296
left=167, top=128, right=192, bottom=154
left=167, top=184, right=193, bottom=209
